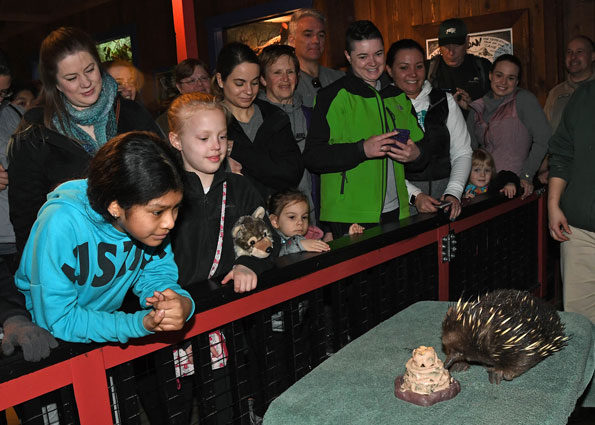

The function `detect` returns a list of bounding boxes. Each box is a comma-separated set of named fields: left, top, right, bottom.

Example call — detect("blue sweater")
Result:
left=15, top=179, right=195, bottom=343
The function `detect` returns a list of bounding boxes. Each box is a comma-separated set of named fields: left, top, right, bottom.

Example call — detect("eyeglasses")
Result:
left=311, top=77, right=321, bottom=89
left=115, top=78, right=136, bottom=87
left=0, top=88, right=13, bottom=99
left=180, top=76, right=210, bottom=85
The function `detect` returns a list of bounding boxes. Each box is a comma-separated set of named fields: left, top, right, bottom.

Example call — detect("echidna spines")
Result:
left=442, top=289, right=569, bottom=383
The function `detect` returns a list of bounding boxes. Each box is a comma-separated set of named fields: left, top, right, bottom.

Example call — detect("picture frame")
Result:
left=425, top=28, right=513, bottom=62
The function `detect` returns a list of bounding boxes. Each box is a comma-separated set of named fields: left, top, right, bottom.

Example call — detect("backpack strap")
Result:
left=427, top=56, right=441, bottom=87
left=7, top=103, right=23, bottom=118
left=472, top=56, right=490, bottom=93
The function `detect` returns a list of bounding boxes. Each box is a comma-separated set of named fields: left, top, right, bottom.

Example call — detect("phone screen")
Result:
left=388, top=128, right=410, bottom=144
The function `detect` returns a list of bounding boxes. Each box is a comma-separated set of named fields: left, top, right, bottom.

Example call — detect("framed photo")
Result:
left=97, top=36, right=133, bottom=63
left=426, top=28, right=513, bottom=62
left=154, top=68, right=178, bottom=105
left=224, top=15, right=291, bottom=54
left=205, top=0, right=312, bottom=68
left=94, top=25, right=138, bottom=65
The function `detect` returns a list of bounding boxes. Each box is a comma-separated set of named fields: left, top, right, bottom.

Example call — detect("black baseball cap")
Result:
left=438, top=18, right=468, bottom=46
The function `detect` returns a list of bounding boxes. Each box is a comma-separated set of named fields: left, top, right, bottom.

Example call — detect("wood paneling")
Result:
left=1, top=0, right=177, bottom=114
left=194, top=0, right=354, bottom=70
left=352, top=0, right=593, bottom=104
left=412, top=9, right=530, bottom=96
left=0, top=0, right=590, bottom=111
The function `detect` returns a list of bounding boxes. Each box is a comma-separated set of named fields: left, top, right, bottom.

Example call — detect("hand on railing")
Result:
left=1, top=315, right=58, bottom=362
left=144, top=289, right=193, bottom=331
left=221, top=264, right=257, bottom=293
left=520, top=179, right=534, bottom=200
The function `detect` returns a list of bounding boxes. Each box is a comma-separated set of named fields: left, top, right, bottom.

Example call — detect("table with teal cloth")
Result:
left=264, top=301, right=595, bottom=425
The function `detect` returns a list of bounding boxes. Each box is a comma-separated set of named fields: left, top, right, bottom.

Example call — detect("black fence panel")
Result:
left=11, top=386, right=79, bottom=425
left=1, top=196, right=547, bottom=425
left=449, top=202, right=539, bottom=300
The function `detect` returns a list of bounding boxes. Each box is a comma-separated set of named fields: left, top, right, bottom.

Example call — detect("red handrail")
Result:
left=0, top=194, right=547, bottom=423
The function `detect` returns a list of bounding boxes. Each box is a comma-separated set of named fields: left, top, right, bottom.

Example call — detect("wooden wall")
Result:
left=1, top=0, right=591, bottom=110
left=1, top=0, right=178, bottom=113
left=352, top=0, right=562, bottom=104
left=192, top=0, right=354, bottom=71
left=194, top=0, right=593, bottom=104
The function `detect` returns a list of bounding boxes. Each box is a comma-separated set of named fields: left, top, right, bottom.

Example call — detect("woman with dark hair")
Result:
left=156, top=57, right=212, bottom=135
left=8, top=26, right=160, bottom=256
left=214, top=41, right=303, bottom=200
left=303, top=21, right=426, bottom=238
left=10, top=81, right=38, bottom=111
left=15, top=130, right=193, bottom=343
left=466, top=54, right=550, bottom=198
left=386, top=38, right=472, bottom=219
left=174, top=57, right=211, bottom=95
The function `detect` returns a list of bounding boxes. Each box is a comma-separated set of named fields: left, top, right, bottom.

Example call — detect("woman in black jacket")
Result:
left=8, top=27, right=160, bottom=256
left=214, top=42, right=303, bottom=200
left=2, top=27, right=160, bottom=372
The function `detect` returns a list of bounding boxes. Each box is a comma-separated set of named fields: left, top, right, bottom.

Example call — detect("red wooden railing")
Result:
left=0, top=194, right=549, bottom=424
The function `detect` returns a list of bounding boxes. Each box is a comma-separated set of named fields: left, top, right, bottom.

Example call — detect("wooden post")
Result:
left=171, top=0, right=199, bottom=62
left=71, top=350, right=112, bottom=424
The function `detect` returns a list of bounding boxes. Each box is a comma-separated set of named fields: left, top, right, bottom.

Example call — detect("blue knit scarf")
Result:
left=52, top=73, right=118, bottom=154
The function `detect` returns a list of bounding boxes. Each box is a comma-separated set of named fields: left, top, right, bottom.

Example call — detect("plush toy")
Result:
left=231, top=206, right=274, bottom=258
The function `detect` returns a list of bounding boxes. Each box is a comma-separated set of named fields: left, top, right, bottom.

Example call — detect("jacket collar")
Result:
left=183, top=166, right=227, bottom=199
left=20, top=107, right=91, bottom=158
left=344, top=69, right=403, bottom=97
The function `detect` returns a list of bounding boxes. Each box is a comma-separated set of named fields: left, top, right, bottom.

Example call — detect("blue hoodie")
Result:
left=15, top=179, right=195, bottom=343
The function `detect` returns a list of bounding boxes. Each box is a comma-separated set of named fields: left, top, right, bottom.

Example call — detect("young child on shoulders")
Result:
left=464, top=149, right=520, bottom=200
left=267, top=188, right=364, bottom=255
left=14, top=131, right=194, bottom=344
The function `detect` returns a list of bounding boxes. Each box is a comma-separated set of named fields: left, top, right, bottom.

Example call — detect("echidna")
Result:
left=442, top=289, right=569, bottom=384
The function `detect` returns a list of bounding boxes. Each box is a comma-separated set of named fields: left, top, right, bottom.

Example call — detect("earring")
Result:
left=112, top=214, right=119, bottom=219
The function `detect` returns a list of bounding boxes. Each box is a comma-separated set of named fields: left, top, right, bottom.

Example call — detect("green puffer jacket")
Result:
left=304, top=72, right=425, bottom=223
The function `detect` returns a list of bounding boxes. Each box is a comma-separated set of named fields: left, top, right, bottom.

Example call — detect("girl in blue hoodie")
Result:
left=15, top=131, right=194, bottom=344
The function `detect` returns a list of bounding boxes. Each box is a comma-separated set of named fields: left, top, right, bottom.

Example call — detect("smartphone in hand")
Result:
left=386, top=128, right=410, bottom=149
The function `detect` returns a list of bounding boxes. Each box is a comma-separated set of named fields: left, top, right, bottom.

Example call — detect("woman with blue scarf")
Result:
left=8, top=27, right=160, bottom=256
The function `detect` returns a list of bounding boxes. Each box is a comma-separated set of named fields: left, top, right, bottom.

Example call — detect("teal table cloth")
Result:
left=264, top=301, right=594, bottom=425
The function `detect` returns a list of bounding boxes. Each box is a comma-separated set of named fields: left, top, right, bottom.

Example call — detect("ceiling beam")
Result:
left=0, top=0, right=117, bottom=41
left=0, top=13, right=50, bottom=23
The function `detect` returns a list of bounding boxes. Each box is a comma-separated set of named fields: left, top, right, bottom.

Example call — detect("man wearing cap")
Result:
left=427, top=18, right=491, bottom=114
left=288, top=8, right=344, bottom=107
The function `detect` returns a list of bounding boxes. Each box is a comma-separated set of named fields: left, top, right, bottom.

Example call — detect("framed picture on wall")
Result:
left=413, top=9, right=530, bottom=90
left=205, top=0, right=313, bottom=69
left=154, top=68, right=177, bottom=105
left=425, top=28, right=513, bottom=62
left=97, top=35, right=134, bottom=63
left=224, top=14, right=292, bottom=54
left=94, top=25, right=138, bottom=65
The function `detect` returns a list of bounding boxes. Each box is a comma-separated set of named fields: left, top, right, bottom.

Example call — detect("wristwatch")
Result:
left=410, top=194, right=417, bottom=205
